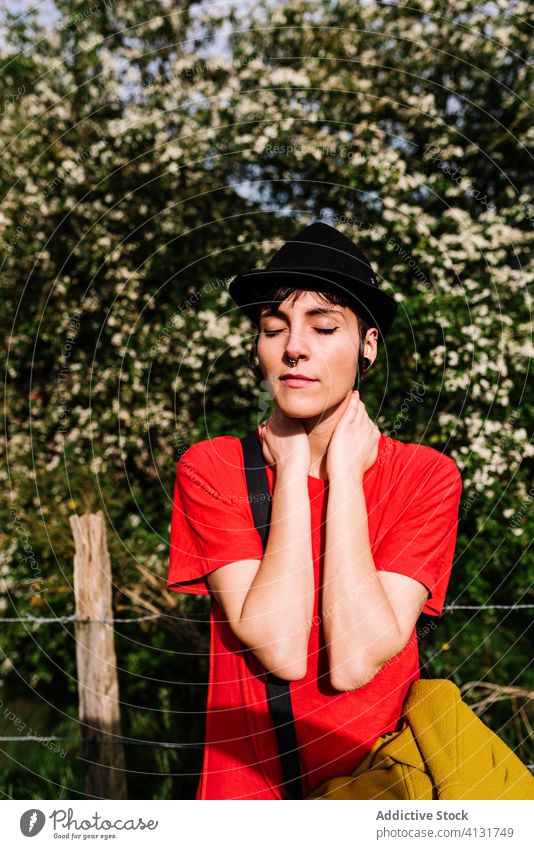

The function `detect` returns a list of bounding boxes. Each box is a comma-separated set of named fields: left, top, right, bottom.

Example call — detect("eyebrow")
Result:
left=261, top=306, right=345, bottom=320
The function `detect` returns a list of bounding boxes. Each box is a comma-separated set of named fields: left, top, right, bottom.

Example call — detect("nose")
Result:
left=284, top=327, right=309, bottom=364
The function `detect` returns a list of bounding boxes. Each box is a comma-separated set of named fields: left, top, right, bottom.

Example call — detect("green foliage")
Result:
left=1, top=0, right=532, bottom=797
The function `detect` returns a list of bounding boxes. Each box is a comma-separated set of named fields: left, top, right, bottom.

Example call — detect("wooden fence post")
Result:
left=70, top=510, right=127, bottom=799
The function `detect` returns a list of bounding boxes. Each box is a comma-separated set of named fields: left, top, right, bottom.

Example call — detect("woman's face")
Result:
left=257, top=290, right=378, bottom=418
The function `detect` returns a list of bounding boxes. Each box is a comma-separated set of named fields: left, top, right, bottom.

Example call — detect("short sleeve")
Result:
left=167, top=442, right=265, bottom=595
left=373, top=450, right=462, bottom=616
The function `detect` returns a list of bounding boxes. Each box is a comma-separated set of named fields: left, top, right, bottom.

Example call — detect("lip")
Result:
left=280, top=374, right=318, bottom=388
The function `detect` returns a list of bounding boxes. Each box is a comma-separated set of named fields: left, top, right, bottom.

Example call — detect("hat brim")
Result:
left=228, top=267, right=398, bottom=339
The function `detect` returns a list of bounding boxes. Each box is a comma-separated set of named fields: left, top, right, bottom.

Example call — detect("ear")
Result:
left=364, top=327, right=379, bottom=363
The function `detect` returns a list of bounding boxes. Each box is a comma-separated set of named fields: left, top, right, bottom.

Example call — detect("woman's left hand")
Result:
left=326, top=390, right=381, bottom=481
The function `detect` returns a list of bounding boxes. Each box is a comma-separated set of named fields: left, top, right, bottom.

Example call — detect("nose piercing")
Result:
left=288, top=356, right=298, bottom=366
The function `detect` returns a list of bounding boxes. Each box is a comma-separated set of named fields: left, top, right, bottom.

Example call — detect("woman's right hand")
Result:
left=258, top=407, right=310, bottom=478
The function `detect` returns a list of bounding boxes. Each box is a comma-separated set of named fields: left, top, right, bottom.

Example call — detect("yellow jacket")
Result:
left=307, top=678, right=534, bottom=800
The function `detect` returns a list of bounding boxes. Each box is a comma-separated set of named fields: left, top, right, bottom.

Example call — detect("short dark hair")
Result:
left=246, top=284, right=374, bottom=389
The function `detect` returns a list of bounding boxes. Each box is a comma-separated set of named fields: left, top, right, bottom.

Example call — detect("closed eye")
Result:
left=264, top=328, right=338, bottom=336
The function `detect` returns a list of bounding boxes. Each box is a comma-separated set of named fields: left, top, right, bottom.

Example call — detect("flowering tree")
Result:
left=1, top=0, right=532, bottom=795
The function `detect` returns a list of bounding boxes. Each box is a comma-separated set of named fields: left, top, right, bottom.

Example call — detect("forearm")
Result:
left=239, top=467, right=314, bottom=678
left=322, top=472, right=401, bottom=690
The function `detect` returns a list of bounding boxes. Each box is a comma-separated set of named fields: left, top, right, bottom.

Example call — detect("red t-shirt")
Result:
left=167, top=427, right=462, bottom=800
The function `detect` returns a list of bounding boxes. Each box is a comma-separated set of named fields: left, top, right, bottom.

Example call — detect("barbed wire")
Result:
left=0, top=735, right=202, bottom=748
left=0, top=613, right=163, bottom=624
left=445, top=604, right=534, bottom=611
left=0, top=602, right=531, bottom=625
left=1, top=606, right=531, bottom=766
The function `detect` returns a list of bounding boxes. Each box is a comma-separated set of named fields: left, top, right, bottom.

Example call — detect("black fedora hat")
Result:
left=228, top=221, right=397, bottom=339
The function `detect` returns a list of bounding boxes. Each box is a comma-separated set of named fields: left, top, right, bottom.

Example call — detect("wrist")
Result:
left=328, top=466, right=365, bottom=488
left=276, top=463, right=310, bottom=486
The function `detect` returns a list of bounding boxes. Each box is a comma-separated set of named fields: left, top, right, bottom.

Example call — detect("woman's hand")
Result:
left=258, top=407, right=310, bottom=478
left=326, top=390, right=381, bottom=482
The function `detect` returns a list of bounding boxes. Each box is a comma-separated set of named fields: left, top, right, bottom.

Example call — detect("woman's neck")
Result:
left=300, top=392, right=353, bottom=479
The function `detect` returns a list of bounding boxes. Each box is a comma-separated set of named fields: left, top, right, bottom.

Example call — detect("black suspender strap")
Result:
left=416, top=611, right=439, bottom=680
left=264, top=674, right=304, bottom=800
left=240, top=431, right=304, bottom=800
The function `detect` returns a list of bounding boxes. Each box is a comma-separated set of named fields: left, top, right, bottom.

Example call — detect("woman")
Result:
left=168, top=221, right=462, bottom=799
